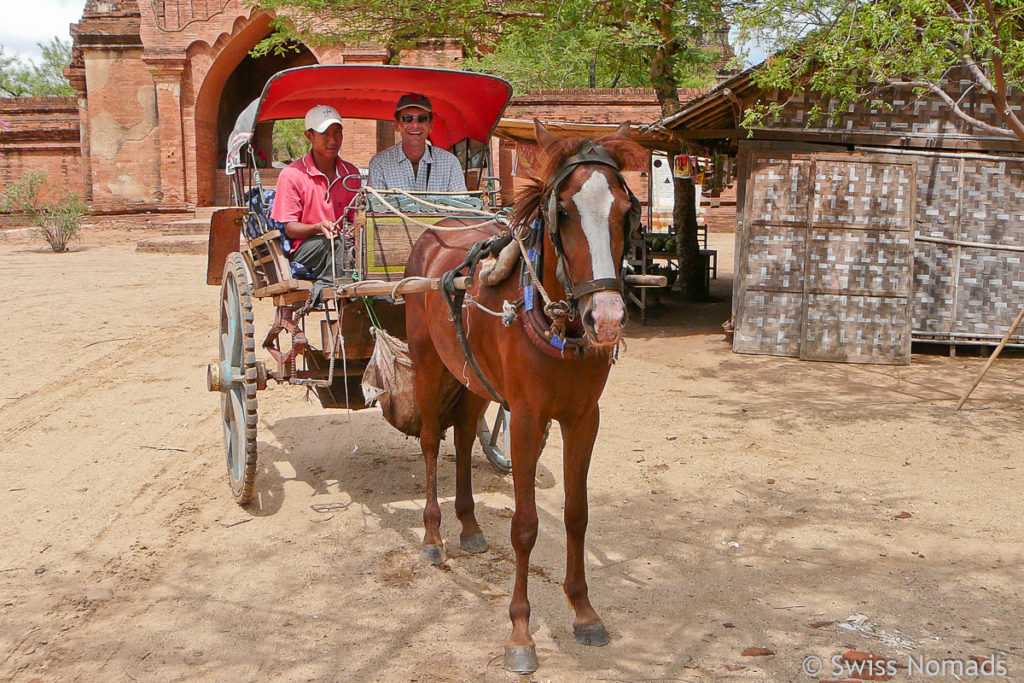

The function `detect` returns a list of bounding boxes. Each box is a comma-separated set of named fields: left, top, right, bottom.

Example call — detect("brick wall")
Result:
left=507, top=88, right=705, bottom=125
left=0, top=98, right=83, bottom=205
left=83, top=47, right=162, bottom=211
left=500, top=88, right=707, bottom=203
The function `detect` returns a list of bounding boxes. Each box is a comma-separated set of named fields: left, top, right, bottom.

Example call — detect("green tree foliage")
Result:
left=0, top=37, right=75, bottom=97
left=273, top=118, right=308, bottom=163
left=733, top=0, right=1024, bottom=142
left=254, top=0, right=544, bottom=61
left=465, top=1, right=724, bottom=92
left=254, top=0, right=726, bottom=105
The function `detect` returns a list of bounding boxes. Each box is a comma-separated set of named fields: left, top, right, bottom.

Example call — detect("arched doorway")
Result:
left=191, top=16, right=318, bottom=206
left=216, top=43, right=317, bottom=177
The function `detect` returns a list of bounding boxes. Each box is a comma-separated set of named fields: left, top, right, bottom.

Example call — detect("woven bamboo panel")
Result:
left=805, top=228, right=912, bottom=296
left=906, top=155, right=1024, bottom=342
left=811, top=160, right=913, bottom=228
left=800, top=294, right=911, bottom=364
left=733, top=291, right=803, bottom=357
left=747, top=156, right=812, bottom=225
left=800, top=158, right=913, bottom=364
left=736, top=144, right=916, bottom=364
left=770, top=72, right=1022, bottom=138
left=737, top=223, right=806, bottom=292
left=958, top=158, right=1024, bottom=244
left=915, top=156, right=960, bottom=240
left=911, top=242, right=957, bottom=335
left=953, top=250, right=1024, bottom=337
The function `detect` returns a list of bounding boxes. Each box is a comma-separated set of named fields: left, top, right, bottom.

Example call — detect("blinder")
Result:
left=539, top=142, right=642, bottom=303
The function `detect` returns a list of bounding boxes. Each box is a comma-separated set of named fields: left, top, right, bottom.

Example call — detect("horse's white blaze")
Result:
left=571, top=172, right=617, bottom=281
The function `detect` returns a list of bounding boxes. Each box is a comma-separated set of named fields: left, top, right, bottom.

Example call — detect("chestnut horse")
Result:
left=403, top=120, right=641, bottom=674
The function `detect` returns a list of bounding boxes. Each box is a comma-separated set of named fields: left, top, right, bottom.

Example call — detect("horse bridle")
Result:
left=536, top=142, right=642, bottom=304
left=437, top=142, right=641, bottom=405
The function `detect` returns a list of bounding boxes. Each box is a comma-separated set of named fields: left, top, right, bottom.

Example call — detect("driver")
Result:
left=367, top=93, right=467, bottom=193
left=270, top=104, right=361, bottom=283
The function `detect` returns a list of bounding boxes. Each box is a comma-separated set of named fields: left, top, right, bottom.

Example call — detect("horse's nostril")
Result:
left=583, top=309, right=596, bottom=331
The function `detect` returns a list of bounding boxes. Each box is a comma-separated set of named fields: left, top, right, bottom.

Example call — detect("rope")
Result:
left=362, top=186, right=505, bottom=232
left=372, top=187, right=489, bottom=196
left=514, top=234, right=572, bottom=319
left=388, top=276, right=437, bottom=303
left=389, top=188, right=498, bottom=216
left=464, top=296, right=519, bottom=327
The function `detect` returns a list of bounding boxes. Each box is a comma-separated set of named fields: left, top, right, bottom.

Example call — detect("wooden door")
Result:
left=734, top=143, right=916, bottom=364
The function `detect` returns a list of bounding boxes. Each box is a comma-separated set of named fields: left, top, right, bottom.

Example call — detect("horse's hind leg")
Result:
left=453, top=393, right=489, bottom=554
left=504, top=411, right=547, bottom=674
left=561, top=406, right=608, bottom=646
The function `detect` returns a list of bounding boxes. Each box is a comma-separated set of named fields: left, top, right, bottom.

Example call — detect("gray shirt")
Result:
left=367, top=143, right=467, bottom=193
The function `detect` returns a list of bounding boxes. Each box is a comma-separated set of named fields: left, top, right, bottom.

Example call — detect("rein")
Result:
left=440, top=236, right=511, bottom=409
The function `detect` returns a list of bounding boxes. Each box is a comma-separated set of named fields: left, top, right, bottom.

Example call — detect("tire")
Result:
left=477, top=404, right=550, bottom=474
left=218, top=252, right=259, bottom=504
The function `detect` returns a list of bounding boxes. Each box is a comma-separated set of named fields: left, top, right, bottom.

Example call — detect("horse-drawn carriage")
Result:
left=205, top=64, right=664, bottom=674
left=205, top=65, right=517, bottom=503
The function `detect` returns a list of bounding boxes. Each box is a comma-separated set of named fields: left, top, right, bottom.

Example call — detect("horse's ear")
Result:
left=613, top=121, right=632, bottom=139
left=534, top=118, right=559, bottom=151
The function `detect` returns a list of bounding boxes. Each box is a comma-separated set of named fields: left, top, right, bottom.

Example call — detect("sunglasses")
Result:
left=400, top=114, right=430, bottom=123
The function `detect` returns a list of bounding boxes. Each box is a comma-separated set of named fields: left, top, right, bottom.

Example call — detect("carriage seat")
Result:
left=243, top=188, right=316, bottom=280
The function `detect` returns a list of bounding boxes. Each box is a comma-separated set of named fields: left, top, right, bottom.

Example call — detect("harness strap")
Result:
left=439, top=238, right=509, bottom=410
left=570, top=277, right=623, bottom=298
left=539, top=143, right=633, bottom=304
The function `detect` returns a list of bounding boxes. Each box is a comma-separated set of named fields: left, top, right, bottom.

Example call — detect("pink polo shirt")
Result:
left=271, top=152, right=362, bottom=251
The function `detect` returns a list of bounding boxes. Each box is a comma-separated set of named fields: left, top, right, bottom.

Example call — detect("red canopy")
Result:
left=253, top=65, right=513, bottom=150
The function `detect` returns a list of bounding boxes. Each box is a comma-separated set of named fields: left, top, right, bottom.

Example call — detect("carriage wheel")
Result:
left=210, top=252, right=259, bottom=504
left=477, top=404, right=511, bottom=473
left=477, top=405, right=550, bottom=474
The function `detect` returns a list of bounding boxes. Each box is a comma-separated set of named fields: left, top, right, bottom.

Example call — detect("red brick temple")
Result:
left=0, top=0, right=716, bottom=214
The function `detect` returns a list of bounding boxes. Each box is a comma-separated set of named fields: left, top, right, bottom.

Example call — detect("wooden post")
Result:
left=955, top=305, right=1024, bottom=410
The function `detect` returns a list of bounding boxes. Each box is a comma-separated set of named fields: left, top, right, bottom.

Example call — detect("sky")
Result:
left=0, top=0, right=85, bottom=63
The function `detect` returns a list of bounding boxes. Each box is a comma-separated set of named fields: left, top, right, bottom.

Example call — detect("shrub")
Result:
left=1, top=169, right=86, bottom=252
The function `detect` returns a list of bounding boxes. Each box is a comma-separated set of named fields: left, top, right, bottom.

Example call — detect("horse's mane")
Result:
left=510, top=135, right=645, bottom=231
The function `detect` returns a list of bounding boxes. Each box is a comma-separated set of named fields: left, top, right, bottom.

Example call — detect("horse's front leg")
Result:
left=504, top=410, right=547, bottom=674
left=410, top=336, right=447, bottom=566
left=561, top=405, right=608, bottom=645
left=453, top=393, right=489, bottom=554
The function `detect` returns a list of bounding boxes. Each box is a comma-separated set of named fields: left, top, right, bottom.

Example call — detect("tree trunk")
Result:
left=649, top=44, right=681, bottom=118
left=647, top=0, right=703, bottom=301
left=670, top=174, right=707, bottom=300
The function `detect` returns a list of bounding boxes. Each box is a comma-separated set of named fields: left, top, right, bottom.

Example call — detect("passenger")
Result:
left=367, top=93, right=467, bottom=193
left=270, top=104, right=361, bottom=284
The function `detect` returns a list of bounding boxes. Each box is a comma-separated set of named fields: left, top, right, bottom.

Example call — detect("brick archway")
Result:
left=188, top=13, right=320, bottom=206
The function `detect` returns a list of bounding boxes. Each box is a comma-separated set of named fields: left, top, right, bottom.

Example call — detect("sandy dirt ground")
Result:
left=1, top=226, right=1022, bottom=683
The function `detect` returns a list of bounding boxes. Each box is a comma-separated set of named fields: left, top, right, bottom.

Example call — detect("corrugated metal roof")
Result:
left=643, top=66, right=760, bottom=136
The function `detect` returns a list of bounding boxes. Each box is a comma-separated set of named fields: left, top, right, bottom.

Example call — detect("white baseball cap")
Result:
left=305, top=104, right=344, bottom=133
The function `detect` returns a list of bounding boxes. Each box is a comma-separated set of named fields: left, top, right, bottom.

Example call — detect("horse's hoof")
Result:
left=573, top=621, right=609, bottom=646
left=503, top=645, right=539, bottom=674
left=419, top=544, right=445, bottom=565
left=460, top=533, right=487, bottom=554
